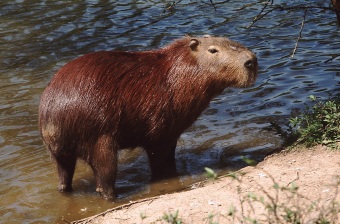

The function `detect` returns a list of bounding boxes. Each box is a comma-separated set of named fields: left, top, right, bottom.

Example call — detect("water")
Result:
left=0, top=0, right=339, bottom=223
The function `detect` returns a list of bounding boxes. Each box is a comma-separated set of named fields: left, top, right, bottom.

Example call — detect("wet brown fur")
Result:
left=38, top=36, right=258, bottom=199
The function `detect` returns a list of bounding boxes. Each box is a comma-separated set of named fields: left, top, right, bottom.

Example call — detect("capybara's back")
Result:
left=39, top=35, right=258, bottom=199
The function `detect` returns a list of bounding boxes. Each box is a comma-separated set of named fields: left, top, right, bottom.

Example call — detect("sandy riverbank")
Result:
left=73, top=145, right=340, bottom=224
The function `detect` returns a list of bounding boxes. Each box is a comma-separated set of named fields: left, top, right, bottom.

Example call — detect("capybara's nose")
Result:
left=244, top=58, right=257, bottom=69
left=244, top=57, right=257, bottom=70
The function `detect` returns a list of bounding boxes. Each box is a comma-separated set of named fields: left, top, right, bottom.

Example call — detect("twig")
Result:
left=255, top=0, right=273, bottom=18
left=209, top=0, right=217, bottom=11
left=165, top=0, right=183, bottom=12
left=324, top=53, right=340, bottom=63
left=248, top=4, right=335, bottom=28
left=291, top=8, right=308, bottom=58
left=287, top=171, right=300, bottom=187
left=247, top=0, right=273, bottom=28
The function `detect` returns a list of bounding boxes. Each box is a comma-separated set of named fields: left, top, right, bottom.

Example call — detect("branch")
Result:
left=324, top=53, right=340, bottom=63
left=247, top=0, right=274, bottom=28
left=246, top=3, right=336, bottom=57
left=208, top=0, right=217, bottom=11
left=248, top=4, right=335, bottom=28
left=291, top=8, right=308, bottom=58
left=164, top=0, right=183, bottom=12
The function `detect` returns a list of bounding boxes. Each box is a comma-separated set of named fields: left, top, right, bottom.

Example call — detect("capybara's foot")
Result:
left=96, top=187, right=115, bottom=200
left=58, top=184, right=72, bottom=192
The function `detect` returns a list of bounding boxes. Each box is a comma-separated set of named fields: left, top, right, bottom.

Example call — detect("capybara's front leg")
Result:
left=90, top=135, right=118, bottom=200
left=54, top=153, right=77, bottom=192
left=147, top=140, right=178, bottom=180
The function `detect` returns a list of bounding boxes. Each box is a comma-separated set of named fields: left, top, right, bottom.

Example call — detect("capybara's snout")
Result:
left=242, top=52, right=258, bottom=87
left=244, top=55, right=257, bottom=71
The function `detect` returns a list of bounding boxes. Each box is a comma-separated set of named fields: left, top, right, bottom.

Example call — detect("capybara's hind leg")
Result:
left=91, top=135, right=117, bottom=200
left=54, top=154, right=77, bottom=192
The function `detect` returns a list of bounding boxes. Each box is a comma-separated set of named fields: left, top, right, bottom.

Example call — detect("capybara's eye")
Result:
left=208, top=48, right=218, bottom=54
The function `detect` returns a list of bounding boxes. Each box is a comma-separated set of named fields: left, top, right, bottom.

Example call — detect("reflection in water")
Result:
left=0, top=0, right=339, bottom=223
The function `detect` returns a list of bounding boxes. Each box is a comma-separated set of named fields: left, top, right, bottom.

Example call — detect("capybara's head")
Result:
left=172, top=35, right=258, bottom=88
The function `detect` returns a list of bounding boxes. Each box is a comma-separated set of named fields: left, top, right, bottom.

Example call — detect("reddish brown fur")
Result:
left=39, top=35, right=258, bottom=199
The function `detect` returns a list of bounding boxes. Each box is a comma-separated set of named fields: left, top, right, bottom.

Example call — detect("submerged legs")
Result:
left=54, top=153, right=77, bottom=192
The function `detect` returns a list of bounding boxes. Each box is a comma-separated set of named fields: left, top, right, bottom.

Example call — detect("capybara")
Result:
left=39, top=35, right=258, bottom=199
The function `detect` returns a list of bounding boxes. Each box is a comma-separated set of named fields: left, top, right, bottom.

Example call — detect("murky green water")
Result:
left=1, top=0, right=339, bottom=223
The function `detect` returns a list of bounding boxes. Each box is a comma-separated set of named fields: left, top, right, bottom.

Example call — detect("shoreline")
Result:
left=73, top=145, right=340, bottom=224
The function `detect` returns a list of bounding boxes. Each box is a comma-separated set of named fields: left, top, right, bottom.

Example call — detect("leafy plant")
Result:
left=140, top=212, right=147, bottom=220
left=205, top=213, right=219, bottom=224
left=241, top=156, right=258, bottom=166
left=205, top=167, right=218, bottom=179
left=289, top=95, right=340, bottom=148
left=224, top=170, right=340, bottom=224
left=162, top=210, right=182, bottom=224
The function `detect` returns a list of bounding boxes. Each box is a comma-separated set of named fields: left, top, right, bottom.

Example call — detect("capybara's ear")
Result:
left=189, top=39, right=200, bottom=50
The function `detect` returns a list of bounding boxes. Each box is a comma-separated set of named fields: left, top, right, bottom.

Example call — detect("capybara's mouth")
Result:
left=235, top=69, right=258, bottom=88
left=247, top=71, right=258, bottom=87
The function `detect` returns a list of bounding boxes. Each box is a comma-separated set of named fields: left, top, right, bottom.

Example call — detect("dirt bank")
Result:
left=73, top=145, right=340, bottom=224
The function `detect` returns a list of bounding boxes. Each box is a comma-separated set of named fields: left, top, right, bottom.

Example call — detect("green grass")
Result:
left=161, top=210, right=182, bottom=224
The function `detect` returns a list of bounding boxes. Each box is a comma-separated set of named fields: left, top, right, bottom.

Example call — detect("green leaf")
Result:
left=204, top=167, right=217, bottom=179
left=241, top=156, right=257, bottom=166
